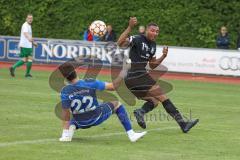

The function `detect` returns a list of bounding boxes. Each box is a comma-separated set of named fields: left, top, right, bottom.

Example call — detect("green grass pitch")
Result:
left=0, top=68, right=239, bottom=160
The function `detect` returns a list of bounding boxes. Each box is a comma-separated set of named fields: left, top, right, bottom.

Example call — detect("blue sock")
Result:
left=116, top=105, right=132, bottom=132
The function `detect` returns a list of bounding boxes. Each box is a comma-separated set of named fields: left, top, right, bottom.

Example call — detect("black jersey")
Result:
left=128, top=34, right=156, bottom=76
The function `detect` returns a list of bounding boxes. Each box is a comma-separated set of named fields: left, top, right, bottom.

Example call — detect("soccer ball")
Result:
left=89, top=20, right=107, bottom=37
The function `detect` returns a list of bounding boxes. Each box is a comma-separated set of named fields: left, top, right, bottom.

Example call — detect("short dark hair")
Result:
left=147, top=22, right=158, bottom=28
left=59, top=62, right=77, bottom=82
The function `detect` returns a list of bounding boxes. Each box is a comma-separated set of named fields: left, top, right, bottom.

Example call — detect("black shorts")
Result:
left=124, top=72, right=156, bottom=99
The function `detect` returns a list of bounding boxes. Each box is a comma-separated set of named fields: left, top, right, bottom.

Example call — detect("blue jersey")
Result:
left=60, top=79, right=106, bottom=114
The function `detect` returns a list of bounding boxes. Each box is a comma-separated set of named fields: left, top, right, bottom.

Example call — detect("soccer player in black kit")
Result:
left=117, top=17, right=199, bottom=133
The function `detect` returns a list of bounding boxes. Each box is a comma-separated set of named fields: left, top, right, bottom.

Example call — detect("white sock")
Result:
left=69, top=125, right=76, bottom=138
left=127, top=129, right=135, bottom=137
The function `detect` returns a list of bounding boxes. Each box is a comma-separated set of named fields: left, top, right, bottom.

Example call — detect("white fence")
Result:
left=156, top=46, right=240, bottom=77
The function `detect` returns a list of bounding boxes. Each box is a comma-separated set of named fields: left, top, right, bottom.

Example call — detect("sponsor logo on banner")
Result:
left=0, top=39, right=6, bottom=58
left=219, top=56, right=240, bottom=71
left=37, top=43, right=128, bottom=64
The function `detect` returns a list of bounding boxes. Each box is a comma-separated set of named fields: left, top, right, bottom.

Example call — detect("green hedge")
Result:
left=1, top=0, right=240, bottom=48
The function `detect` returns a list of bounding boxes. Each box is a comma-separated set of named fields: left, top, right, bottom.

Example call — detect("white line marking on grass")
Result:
left=0, top=139, right=56, bottom=147
left=0, top=127, right=178, bottom=148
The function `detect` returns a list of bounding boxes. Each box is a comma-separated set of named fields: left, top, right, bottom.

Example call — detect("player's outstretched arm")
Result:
left=105, top=77, right=122, bottom=91
left=117, top=17, right=137, bottom=47
left=105, top=67, right=128, bottom=91
left=105, top=75, right=123, bottom=91
left=149, top=46, right=168, bottom=69
left=59, top=108, right=74, bottom=142
left=62, top=108, right=70, bottom=129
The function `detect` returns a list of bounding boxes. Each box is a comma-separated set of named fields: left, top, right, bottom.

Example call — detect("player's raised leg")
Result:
left=149, top=84, right=199, bottom=133
left=134, top=84, right=199, bottom=133
left=134, top=96, right=159, bottom=129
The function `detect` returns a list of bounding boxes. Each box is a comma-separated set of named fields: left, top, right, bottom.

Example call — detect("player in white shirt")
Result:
left=10, top=14, right=37, bottom=77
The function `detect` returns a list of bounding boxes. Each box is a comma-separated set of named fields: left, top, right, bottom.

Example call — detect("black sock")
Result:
left=141, top=101, right=155, bottom=114
left=162, top=99, right=186, bottom=128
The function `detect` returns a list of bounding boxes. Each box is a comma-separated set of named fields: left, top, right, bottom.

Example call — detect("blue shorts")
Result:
left=70, top=102, right=114, bottom=129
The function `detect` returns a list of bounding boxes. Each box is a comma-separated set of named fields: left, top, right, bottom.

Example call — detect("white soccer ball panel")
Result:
left=90, top=20, right=107, bottom=37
